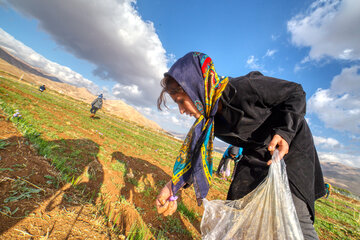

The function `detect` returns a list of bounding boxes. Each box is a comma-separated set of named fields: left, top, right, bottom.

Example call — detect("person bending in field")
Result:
left=155, top=52, right=325, bottom=240
left=39, top=85, right=46, bottom=92
left=216, top=145, right=242, bottom=181
left=90, top=94, right=103, bottom=117
left=324, top=183, right=331, bottom=198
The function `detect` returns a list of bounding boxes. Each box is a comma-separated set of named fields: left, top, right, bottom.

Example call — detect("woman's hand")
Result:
left=156, top=181, right=178, bottom=216
left=267, top=134, right=289, bottom=165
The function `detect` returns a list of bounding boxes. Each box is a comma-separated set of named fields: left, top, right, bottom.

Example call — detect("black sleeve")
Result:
left=248, top=72, right=306, bottom=145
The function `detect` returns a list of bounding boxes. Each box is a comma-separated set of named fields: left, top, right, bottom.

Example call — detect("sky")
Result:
left=0, top=0, right=359, bottom=167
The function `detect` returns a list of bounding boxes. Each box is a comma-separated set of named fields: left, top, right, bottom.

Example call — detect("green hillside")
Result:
left=0, top=74, right=359, bottom=239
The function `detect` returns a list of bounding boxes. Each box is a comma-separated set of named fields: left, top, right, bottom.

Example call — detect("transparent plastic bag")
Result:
left=201, top=150, right=304, bottom=240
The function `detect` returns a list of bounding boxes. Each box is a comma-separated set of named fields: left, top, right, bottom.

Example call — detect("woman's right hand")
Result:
left=267, top=134, right=289, bottom=165
left=156, top=181, right=178, bottom=216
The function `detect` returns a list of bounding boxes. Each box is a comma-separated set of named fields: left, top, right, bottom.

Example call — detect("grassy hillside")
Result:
left=0, top=74, right=359, bottom=239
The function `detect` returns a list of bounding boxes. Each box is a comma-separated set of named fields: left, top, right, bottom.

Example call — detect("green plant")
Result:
left=111, top=161, right=127, bottom=173
left=160, top=215, right=192, bottom=237
left=12, top=163, right=27, bottom=169
left=44, top=175, right=61, bottom=189
left=177, top=201, right=199, bottom=222
left=5, top=179, right=42, bottom=203
left=126, top=222, right=150, bottom=240
left=0, top=168, right=14, bottom=172
left=0, top=206, right=19, bottom=216
left=0, top=139, right=9, bottom=149
left=127, top=177, right=138, bottom=187
left=142, top=186, right=153, bottom=197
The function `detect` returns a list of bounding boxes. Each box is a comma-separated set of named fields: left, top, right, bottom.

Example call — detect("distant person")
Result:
left=216, top=145, right=242, bottom=181
left=325, top=183, right=331, bottom=198
left=90, top=94, right=103, bottom=117
left=39, top=85, right=46, bottom=92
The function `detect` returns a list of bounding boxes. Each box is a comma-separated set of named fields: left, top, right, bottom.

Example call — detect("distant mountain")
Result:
left=321, top=161, right=360, bottom=196
left=166, top=131, right=185, bottom=141
left=0, top=47, right=62, bottom=83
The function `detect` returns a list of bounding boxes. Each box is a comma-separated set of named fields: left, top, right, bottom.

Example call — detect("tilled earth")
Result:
left=0, top=112, right=124, bottom=239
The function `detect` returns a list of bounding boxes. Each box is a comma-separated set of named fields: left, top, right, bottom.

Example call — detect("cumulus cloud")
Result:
left=313, top=136, right=342, bottom=149
left=287, top=0, right=360, bottom=61
left=308, top=65, right=360, bottom=134
left=112, top=83, right=141, bottom=102
left=318, top=151, right=360, bottom=167
left=5, top=0, right=169, bottom=106
left=0, top=28, right=99, bottom=92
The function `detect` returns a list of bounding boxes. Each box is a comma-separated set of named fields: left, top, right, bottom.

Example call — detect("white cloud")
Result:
left=171, top=116, right=180, bottom=124
left=313, top=136, right=342, bottom=149
left=112, top=83, right=141, bottom=102
left=350, top=135, right=360, bottom=141
left=287, top=0, right=360, bottom=61
left=4, top=0, right=169, bottom=106
left=294, top=64, right=304, bottom=73
left=318, top=151, right=360, bottom=167
left=308, top=65, right=360, bottom=134
left=246, top=55, right=262, bottom=69
left=264, top=49, right=277, bottom=58
left=247, top=49, right=277, bottom=71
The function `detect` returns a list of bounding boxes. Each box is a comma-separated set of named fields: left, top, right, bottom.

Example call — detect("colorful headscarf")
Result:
left=165, top=52, right=229, bottom=203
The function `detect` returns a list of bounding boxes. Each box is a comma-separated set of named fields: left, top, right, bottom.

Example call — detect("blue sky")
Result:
left=0, top=0, right=359, bottom=167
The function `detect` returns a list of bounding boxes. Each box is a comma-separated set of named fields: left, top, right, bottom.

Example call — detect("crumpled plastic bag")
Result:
left=201, top=150, right=304, bottom=240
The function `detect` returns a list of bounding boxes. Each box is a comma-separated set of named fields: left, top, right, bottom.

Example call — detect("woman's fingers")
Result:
left=156, top=198, right=169, bottom=214
left=268, top=135, right=281, bottom=154
left=156, top=198, right=178, bottom=216
left=156, top=187, right=170, bottom=214
left=268, top=134, right=289, bottom=159
left=163, top=200, right=177, bottom=216
left=277, top=144, right=289, bottom=160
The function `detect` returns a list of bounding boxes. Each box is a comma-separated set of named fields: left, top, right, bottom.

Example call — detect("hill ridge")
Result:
left=0, top=46, right=62, bottom=83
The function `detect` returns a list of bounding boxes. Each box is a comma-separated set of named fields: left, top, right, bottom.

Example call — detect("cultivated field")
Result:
left=0, top=73, right=359, bottom=239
